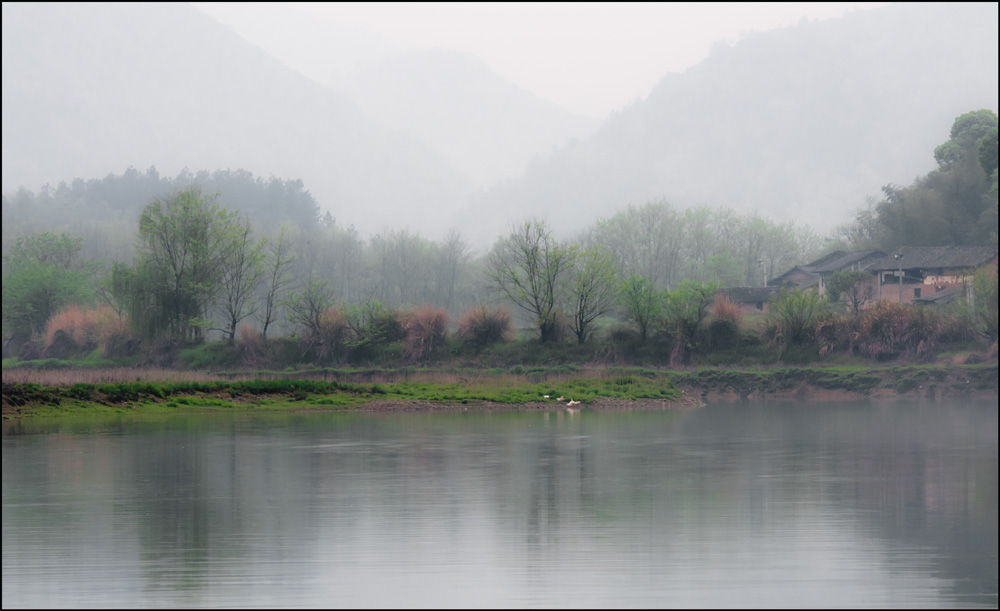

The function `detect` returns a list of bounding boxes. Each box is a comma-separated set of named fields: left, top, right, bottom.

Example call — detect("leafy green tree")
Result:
left=136, top=186, right=240, bottom=341
left=215, top=216, right=266, bottom=343
left=618, top=275, right=663, bottom=343
left=664, top=281, right=720, bottom=359
left=487, top=220, right=573, bottom=343
left=2, top=233, right=96, bottom=351
left=871, top=110, right=998, bottom=248
left=826, top=270, right=873, bottom=314
left=565, top=244, right=618, bottom=344
left=934, top=109, right=998, bottom=168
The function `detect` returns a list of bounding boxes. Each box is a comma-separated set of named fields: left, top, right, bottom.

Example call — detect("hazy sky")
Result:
left=194, top=1, right=889, bottom=118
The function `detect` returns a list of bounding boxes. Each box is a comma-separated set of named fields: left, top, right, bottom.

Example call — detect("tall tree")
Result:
left=565, top=244, right=618, bottom=344
left=215, top=216, right=266, bottom=342
left=258, top=227, right=296, bottom=339
left=618, top=275, right=663, bottom=343
left=487, top=220, right=573, bottom=342
left=136, top=186, right=239, bottom=341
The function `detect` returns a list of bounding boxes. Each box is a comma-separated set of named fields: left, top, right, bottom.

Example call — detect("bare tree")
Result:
left=487, top=219, right=573, bottom=343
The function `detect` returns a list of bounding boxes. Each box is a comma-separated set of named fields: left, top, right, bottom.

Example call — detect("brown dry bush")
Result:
left=235, top=322, right=267, bottom=367
left=457, top=304, right=511, bottom=347
left=851, top=301, right=945, bottom=361
left=404, top=306, right=450, bottom=361
left=710, top=295, right=743, bottom=325
left=44, top=305, right=132, bottom=356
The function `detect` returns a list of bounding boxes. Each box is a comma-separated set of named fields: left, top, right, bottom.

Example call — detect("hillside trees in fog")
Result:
left=582, top=200, right=823, bottom=290
left=840, top=109, right=999, bottom=250
left=1, top=167, right=320, bottom=259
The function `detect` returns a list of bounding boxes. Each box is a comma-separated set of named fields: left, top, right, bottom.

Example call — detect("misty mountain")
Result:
left=1, top=2, right=469, bottom=238
left=331, top=48, right=600, bottom=190
left=454, top=2, right=999, bottom=245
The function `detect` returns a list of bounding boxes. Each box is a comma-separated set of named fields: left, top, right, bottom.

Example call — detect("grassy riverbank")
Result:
left=3, top=362, right=996, bottom=419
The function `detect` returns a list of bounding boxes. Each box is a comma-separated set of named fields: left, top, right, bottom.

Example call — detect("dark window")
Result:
left=913, top=288, right=921, bottom=298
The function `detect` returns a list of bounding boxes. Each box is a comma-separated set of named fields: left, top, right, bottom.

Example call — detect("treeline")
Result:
left=838, top=109, right=999, bottom=250
left=2, top=183, right=826, bottom=361
left=4, top=190, right=996, bottom=369
left=1, top=166, right=320, bottom=261
left=4, top=110, right=998, bottom=366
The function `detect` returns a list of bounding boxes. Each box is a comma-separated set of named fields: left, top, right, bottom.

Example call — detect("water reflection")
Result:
left=3, top=400, right=997, bottom=608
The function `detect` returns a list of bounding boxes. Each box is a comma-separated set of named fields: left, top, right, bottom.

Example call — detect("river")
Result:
left=3, top=398, right=997, bottom=608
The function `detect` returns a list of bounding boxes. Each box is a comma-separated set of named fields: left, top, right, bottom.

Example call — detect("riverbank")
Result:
left=2, top=362, right=995, bottom=419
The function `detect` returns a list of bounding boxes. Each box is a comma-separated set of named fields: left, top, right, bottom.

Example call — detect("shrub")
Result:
left=852, top=301, right=946, bottom=359
left=404, top=306, right=450, bottom=361
left=767, top=288, right=827, bottom=347
left=457, top=304, right=511, bottom=347
left=44, top=304, right=132, bottom=358
left=710, top=295, right=743, bottom=325
left=235, top=322, right=266, bottom=367
left=707, top=318, right=741, bottom=350
left=346, top=301, right=406, bottom=363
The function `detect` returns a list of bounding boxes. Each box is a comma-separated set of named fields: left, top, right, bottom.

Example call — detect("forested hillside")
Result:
left=1, top=2, right=468, bottom=238
left=456, top=3, right=999, bottom=244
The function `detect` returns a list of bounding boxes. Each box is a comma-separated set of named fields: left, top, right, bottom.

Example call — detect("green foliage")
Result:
left=618, top=275, right=663, bottom=342
left=827, top=269, right=873, bottom=313
left=662, top=281, right=720, bottom=362
left=2, top=232, right=96, bottom=350
left=565, top=244, right=618, bottom=344
left=962, top=263, right=999, bottom=343
left=868, top=110, right=998, bottom=248
left=134, top=186, right=245, bottom=342
left=767, top=288, right=827, bottom=348
left=345, top=301, right=406, bottom=363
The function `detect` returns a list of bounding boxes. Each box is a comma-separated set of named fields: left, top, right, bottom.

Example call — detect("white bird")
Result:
left=566, top=399, right=581, bottom=407
left=543, top=395, right=550, bottom=399
left=556, top=396, right=565, bottom=402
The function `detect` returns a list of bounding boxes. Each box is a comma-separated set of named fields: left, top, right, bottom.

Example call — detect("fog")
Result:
left=2, top=2, right=997, bottom=245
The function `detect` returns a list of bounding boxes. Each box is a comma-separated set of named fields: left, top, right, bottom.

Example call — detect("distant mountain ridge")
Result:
left=3, top=3, right=997, bottom=248
left=454, top=2, right=999, bottom=244
left=1, top=2, right=469, bottom=238
left=331, top=48, right=600, bottom=190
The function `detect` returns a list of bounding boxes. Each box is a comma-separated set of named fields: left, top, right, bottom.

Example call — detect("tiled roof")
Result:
left=864, top=246, right=996, bottom=271
left=716, top=286, right=782, bottom=303
left=912, top=287, right=963, bottom=306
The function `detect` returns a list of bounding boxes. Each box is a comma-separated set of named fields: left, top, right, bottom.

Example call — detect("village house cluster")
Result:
left=719, top=246, right=998, bottom=312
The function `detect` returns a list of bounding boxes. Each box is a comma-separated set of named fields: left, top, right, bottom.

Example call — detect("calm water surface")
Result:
left=3, top=399, right=997, bottom=608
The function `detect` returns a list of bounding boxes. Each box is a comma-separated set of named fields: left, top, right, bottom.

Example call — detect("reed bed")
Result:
left=1, top=364, right=649, bottom=388
left=1, top=367, right=246, bottom=387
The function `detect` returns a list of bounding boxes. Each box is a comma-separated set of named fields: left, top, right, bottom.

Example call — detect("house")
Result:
left=768, top=250, right=885, bottom=295
left=862, top=246, right=997, bottom=304
left=715, top=286, right=783, bottom=313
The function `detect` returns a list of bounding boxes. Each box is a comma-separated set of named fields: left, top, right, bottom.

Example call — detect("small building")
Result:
left=862, top=246, right=997, bottom=304
left=715, top=286, right=783, bottom=313
left=768, top=249, right=885, bottom=294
